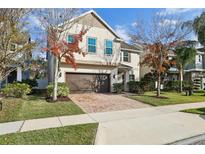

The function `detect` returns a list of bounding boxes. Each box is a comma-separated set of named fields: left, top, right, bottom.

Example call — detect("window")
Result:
left=199, top=55, right=201, bottom=62
left=105, top=40, right=113, bottom=55
left=67, top=35, right=74, bottom=43
left=129, top=75, right=135, bottom=81
left=123, top=51, right=130, bottom=62
left=87, top=37, right=96, bottom=53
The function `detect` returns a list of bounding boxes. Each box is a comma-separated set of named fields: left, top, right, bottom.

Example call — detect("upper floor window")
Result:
left=123, top=51, right=131, bottom=62
left=199, top=55, right=201, bottom=62
left=87, top=37, right=96, bottom=53
left=196, top=55, right=202, bottom=63
left=105, top=40, right=113, bottom=55
left=67, top=35, right=74, bottom=43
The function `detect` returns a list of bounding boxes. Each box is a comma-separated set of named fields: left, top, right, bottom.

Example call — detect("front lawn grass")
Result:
left=0, top=123, right=98, bottom=145
left=128, top=91, right=205, bottom=106
left=182, top=108, right=205, bottom=115
left=0, top=95, right=84, bottom=123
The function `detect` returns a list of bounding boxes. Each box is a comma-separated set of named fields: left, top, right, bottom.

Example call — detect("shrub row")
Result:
left=163, top=80, right=193, bottom=91
left=1, top=82, right=69, bottom=99
left=1, top=82, right=31, bottom=98
left=127, top=81, right=144, bottom=94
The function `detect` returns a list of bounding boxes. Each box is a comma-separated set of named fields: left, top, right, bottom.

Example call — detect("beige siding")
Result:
left=121, top=51, right=141, bottom=81
left=61, top=13, right=121, bottom=66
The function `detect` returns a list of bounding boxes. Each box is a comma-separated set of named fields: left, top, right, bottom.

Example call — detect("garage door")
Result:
left=66, top=73, right=110, bottom=93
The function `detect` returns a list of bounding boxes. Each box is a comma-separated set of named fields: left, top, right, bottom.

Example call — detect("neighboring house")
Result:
left=168, top=47, right=205, bottom=90
left=47, top=10, right=142, bottom=93
left=139, top=48, right=152, bottom=79
left=0, top=44, right=31, bottom=88
left=140, top=44, right=205, bottom=90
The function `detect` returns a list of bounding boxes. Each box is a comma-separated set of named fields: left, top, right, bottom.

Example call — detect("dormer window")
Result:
left=105, top=40, right=113, bottom=55
left=67, top=35, right=74, bottom=43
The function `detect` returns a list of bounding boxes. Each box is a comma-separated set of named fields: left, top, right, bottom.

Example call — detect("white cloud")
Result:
left=157, top=8, right=194, bottom=16
left=159, top=19, right=178, bottom=26
left=131, top=21, right=138, bottom=27
left=28, top=15, right=44, bottom=30
left=115, top=25, right=131, bottom=42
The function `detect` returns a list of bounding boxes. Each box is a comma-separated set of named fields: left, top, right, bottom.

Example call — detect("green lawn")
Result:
left=182, top=108, right=205, bottom=115
left=0, top=95, right=84, bottom=123
left=0, top=123, right=98, bottom=145
left=128, top=91, right=205, bottom=106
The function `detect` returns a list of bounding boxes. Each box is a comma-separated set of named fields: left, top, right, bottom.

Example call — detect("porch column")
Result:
left=124, top=71, right=129, bottom=92
left=17, top=67, right=22, bottom=82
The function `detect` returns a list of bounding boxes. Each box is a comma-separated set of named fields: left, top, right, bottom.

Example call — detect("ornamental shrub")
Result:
left=2, top=82, right=31, bottom=98
left=47, top=83, right=69, bottom=97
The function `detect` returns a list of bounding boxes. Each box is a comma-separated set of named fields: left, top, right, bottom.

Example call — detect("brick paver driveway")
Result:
left=69, top=93, right=150, bottom=113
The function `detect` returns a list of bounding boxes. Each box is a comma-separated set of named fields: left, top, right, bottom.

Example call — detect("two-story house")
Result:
left=47, top=10, right=142, bottom=93
left=142, top=46, right=205, bottom=90
left=0, top=43, right=31, bottom=88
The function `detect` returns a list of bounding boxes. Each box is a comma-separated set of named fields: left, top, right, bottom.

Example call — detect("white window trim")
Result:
left=123, top=51, right=130, bottom=62
left=87, top=36, right=97, bottom=54
left=104, top=39, right=113, bottom=55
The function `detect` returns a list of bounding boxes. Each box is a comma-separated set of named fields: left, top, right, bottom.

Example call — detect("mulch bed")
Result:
left=46, top=96, right=71, bottom=102
left=150, top=96, right=169, bottom=99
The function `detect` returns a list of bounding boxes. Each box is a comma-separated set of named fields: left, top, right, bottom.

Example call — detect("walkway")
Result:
left=1, top=102, right=205, bottom=144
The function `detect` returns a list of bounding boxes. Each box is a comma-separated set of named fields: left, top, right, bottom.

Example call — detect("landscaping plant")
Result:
left=47, top=83, right=69, bottom=98
left=18, top=79, right=38, bottom=88
left=113, top=83, right=123, bottom=93
left=36, top=9, right=88, bottom=101
left=127, top=81, right=144, bottom=95
left=131, top=12, right=192, bottom=97
left=2, top=83, right=31, bottom=98
left=173, top=44, right=197, bottom=92
left=0, top=9, right=36, bottom=81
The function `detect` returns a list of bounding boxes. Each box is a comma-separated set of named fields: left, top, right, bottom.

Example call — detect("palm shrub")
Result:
left=47, top=83, right=69, bottom=98
left=174, top=47, right=197, bottom=92
left=2, top=82, right=31, bottom=98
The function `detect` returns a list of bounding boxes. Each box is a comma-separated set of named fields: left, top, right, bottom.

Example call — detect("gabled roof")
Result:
left=69, top=10, right=122, bottom=40
left=121, top=41, right=142, bottom=53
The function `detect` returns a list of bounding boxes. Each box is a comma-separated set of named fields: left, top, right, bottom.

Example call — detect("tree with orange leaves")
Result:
left=141, top=43, right=176, bottom=97
left=131, top=12, right=192, bottom=97
left=44, top=29, right=87, bottom=101
left=36, top=9, right=88, bottom=101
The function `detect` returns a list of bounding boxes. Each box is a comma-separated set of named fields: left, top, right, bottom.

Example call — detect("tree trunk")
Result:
left=53, top=57, right=59, bottom=101
left=179, top=66, right=183, bottom=93
left=157, top=74, right=161, bottom=97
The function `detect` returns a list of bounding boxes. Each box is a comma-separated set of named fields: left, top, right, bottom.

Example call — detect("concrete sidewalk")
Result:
left=1, top=102, right=205, bottom=144
left=0, top=114, right=97, bottom=135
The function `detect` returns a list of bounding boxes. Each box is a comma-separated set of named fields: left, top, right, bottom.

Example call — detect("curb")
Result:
left=168, top=133, right=205, bottom=145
